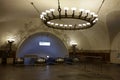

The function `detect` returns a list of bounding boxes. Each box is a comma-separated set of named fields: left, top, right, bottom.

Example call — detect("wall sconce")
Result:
left=70, top=41, right=77, bottom=46
left=7, top=38, right=15, bottom=54
left=72, top=42, right=77, bottom=46
left=70, top=41, right=77, bottom=56
left=7, top=38, right=15, bottom=43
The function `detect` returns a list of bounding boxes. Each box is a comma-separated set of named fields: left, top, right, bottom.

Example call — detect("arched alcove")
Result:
left=111, top=32, right=120, bottom=64
left=16, top=32, right=68, bottom=64
left=106, top=10, right=120, bottom=44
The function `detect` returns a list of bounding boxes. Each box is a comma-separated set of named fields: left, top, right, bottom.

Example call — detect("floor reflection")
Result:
left=0, top=64, right=120, bottom=80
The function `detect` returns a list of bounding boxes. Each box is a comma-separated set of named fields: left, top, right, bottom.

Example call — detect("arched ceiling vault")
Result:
left=0, top=0, right=120, bottom=50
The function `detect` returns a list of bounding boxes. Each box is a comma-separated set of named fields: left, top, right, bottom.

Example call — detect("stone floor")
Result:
left=0, top=63, right=120, bottom=80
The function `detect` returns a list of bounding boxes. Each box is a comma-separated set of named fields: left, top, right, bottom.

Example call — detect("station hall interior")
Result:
left=0, top=0, right=120, bottom=80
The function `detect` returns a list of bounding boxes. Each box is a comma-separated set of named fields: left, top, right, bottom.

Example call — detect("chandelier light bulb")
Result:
left=71, top=7, right=77, bottom=11
left=46, top=10, right=50, bottom=13
left=40, top=15, right=43, bottom=19
left=64, top=24, right=68, bottom=27
left=55, top=23, right=59, bottom=26
left=90, top=12, right=95, bottom=15
left=95, top=18, right=99, bottom=21
left=93, top=20, right=96, bottom=23
left=93, top=18, right=98, bottom=24
left=80, top=9, right=85, bottom=12
left=64, top=7, right=69, bottom=10
left=47, top=21, right=51, bottom=24
left=83, top=24, right=87, bottom=26
left=60, top=24, right=63, bottom=26
left=42, top=12, right=46, bottom=15
left=86, top=23, right=90, bottom=25
left=78, top=24, right=82, bottom=27
left=85, top=10, right=90, bottom=13
left=42, top=17, right=46, bottom=21
left=93, top=14, right=98, bottom=17
left=50, top=22, right=54, bottom=25
left=50, top=9, right=55, bottom=12
left=69, top=25, right=72, bottom=27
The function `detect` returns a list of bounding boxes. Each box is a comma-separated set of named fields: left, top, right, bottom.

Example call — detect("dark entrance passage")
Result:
left=23, top=55, right=37, bottom=65
left=16, top=32, right=68, bottom=65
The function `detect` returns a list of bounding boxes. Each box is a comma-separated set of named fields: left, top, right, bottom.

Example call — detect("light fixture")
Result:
left=39, top=41, right=51, bottom=46
left=7, top=38, right=15, bottom=56
left=70, top=41, right=77, bottom=46
left=40, top=0, right=98, bottom=30
left=47, top=56, right=50, bottom=58
left=7, top=38, right=15, bottom=43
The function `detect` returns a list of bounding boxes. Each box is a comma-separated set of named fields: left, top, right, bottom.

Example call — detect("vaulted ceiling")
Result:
left=0, top=0, right=120, bottom=50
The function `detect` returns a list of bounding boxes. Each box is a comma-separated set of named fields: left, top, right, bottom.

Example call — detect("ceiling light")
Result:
left=40, top=0, right=98, bottom=30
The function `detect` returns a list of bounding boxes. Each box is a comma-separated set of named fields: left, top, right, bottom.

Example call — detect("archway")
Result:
left=16, top=32, right=68, bottom=65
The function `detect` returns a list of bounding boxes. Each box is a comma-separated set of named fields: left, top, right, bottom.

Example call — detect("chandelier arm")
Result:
left=85, top=13, right=89, bottom=19
left=72, top=10, right=75, bottom=17
left=51, top=11, right=56, bottom=18
left=65, top=10, right=67, bottom=17
left=79, top=12, right=83, bottom=18
left=46, top=14, right=51, bottom=20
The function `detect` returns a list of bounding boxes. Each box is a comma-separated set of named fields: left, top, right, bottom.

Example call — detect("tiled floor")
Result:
left=0, top=63, right=120, bottom=80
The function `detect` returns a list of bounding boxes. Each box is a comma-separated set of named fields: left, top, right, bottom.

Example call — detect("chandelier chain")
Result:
left=97, top=0, right=105, bottom=14
left=58, top=0, right=62, bottom=19
left=30, top=2, right=40, bottom=14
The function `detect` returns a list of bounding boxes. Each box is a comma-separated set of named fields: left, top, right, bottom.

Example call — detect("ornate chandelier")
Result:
left=40, top=0, right=98, bottom=30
